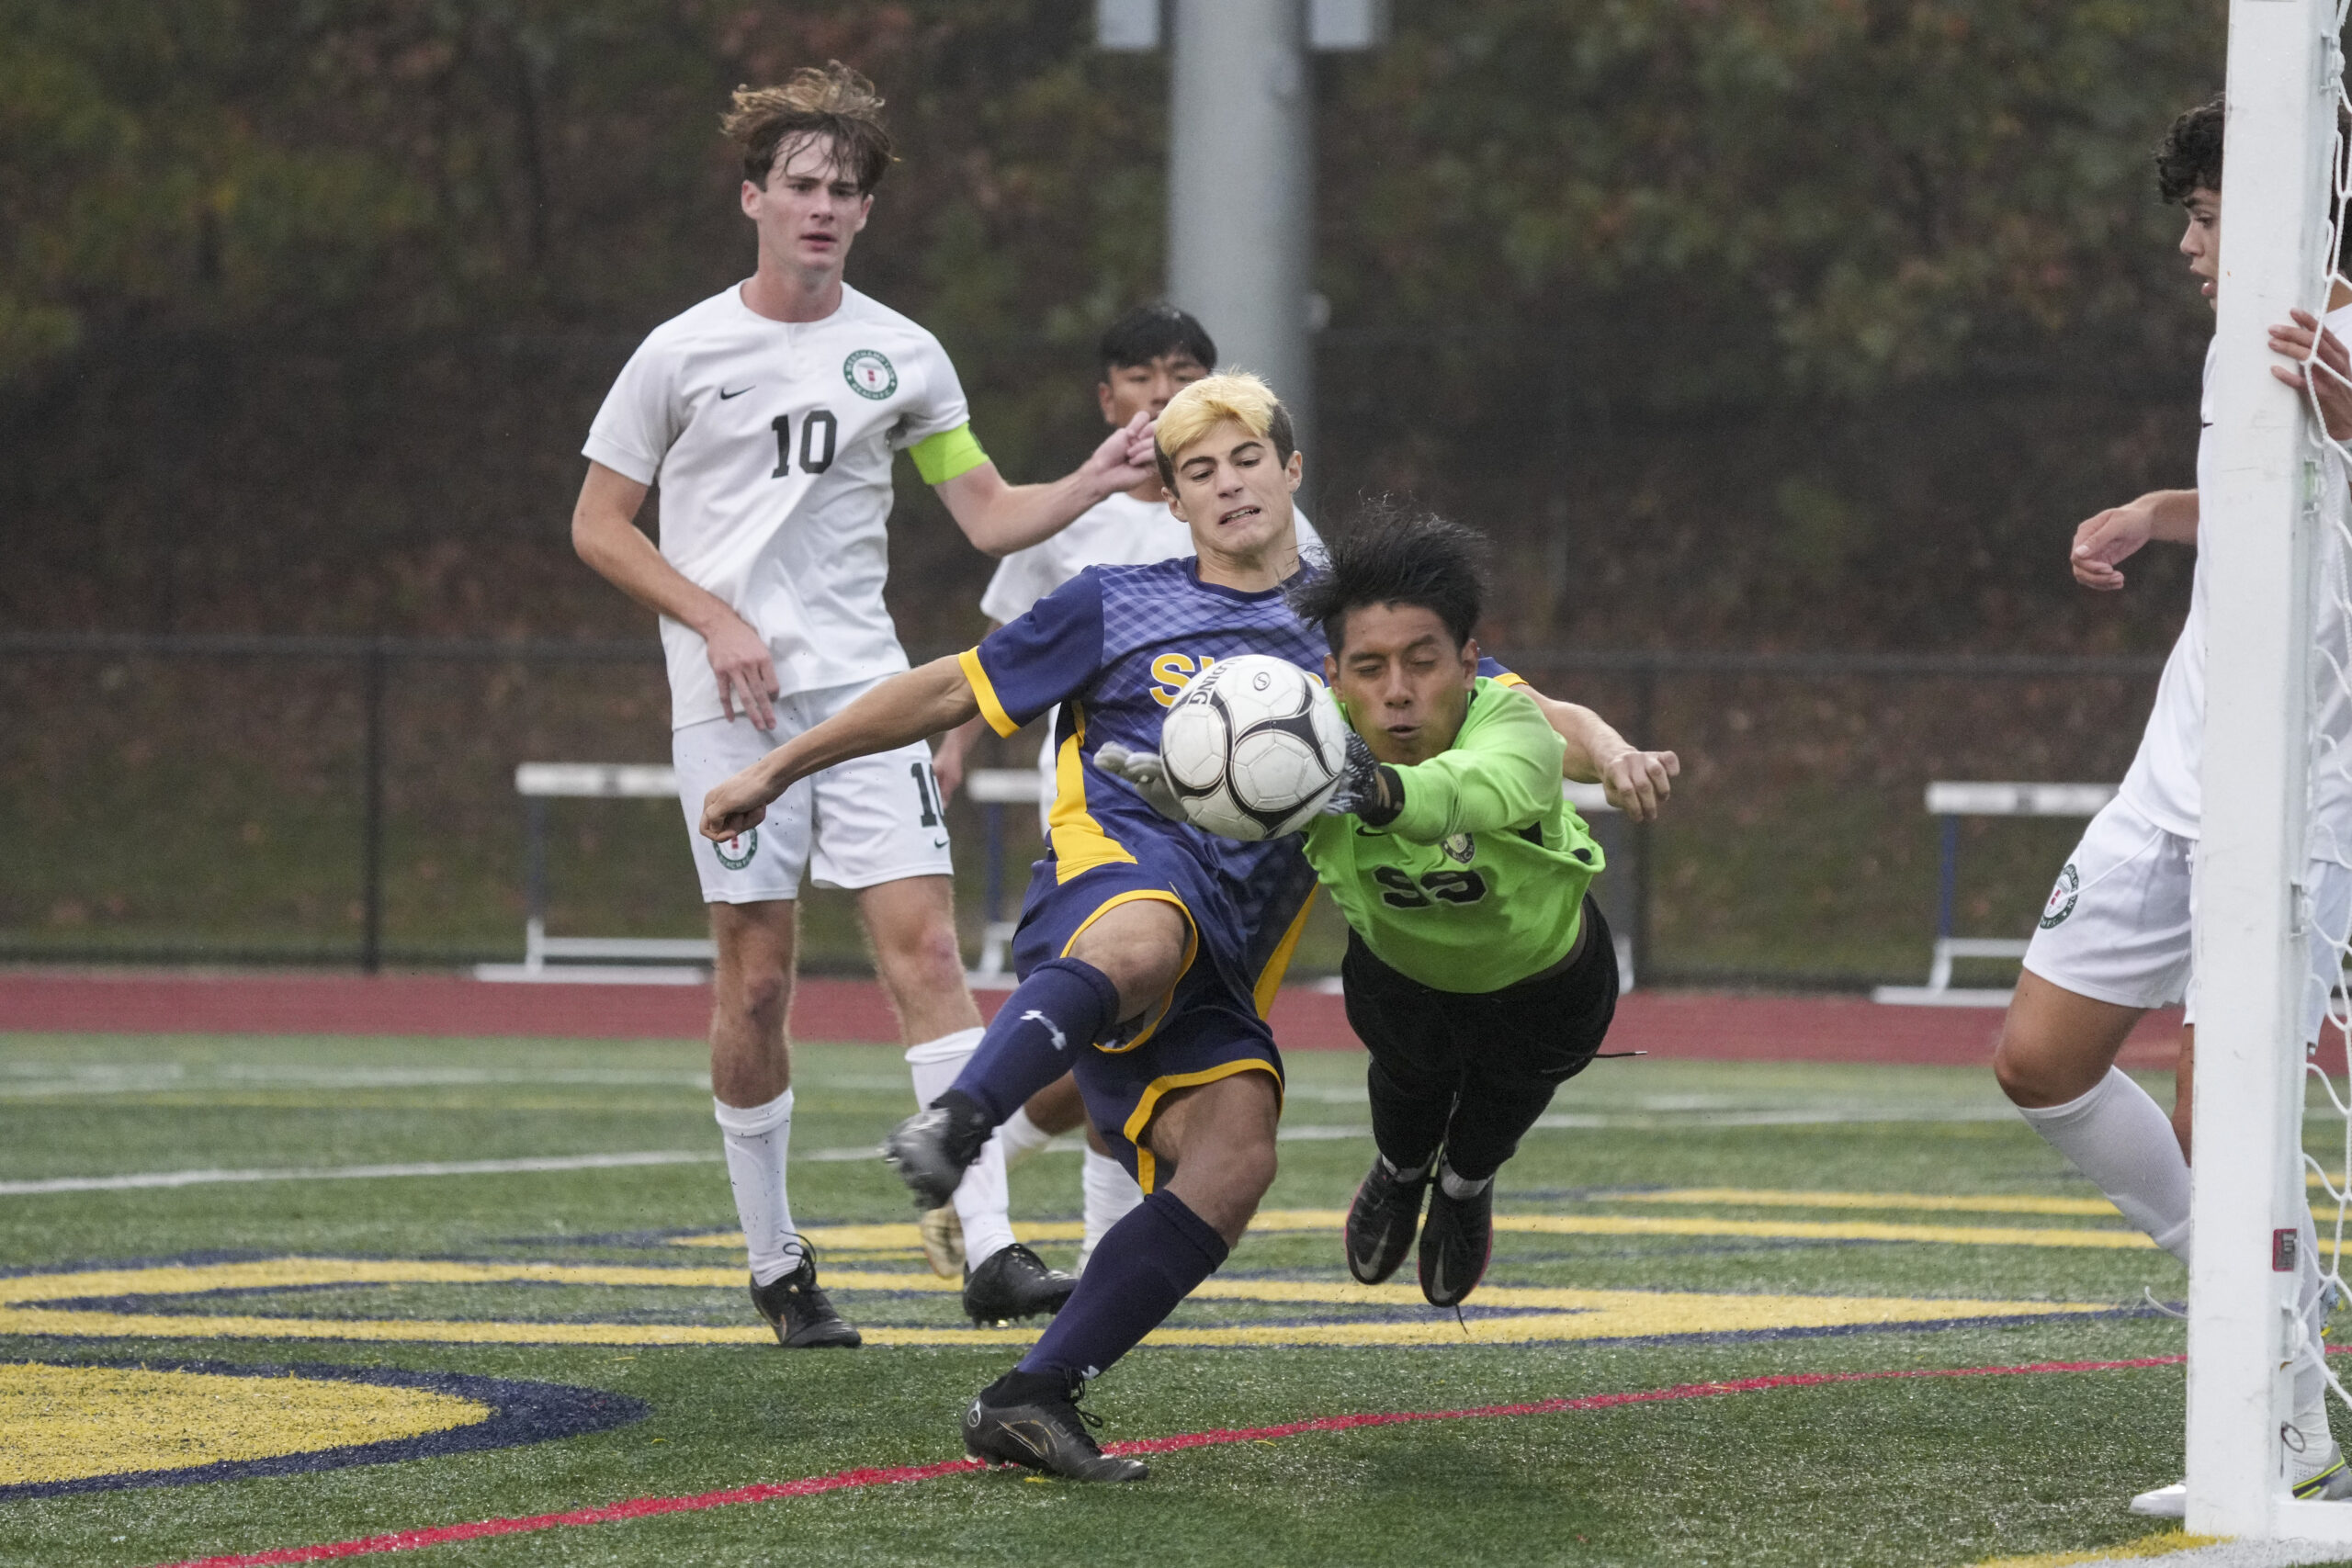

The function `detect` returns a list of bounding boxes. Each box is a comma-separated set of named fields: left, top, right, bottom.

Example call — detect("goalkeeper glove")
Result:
left=1092, top=743, right=1185, bottom=821
left=1323, top=731, right=1402, bottom=827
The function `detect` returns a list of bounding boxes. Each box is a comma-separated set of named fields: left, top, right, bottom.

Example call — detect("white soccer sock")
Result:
left=1439, top=1160, right=1492, bottom=1201
left=713, top=1089, right=800, bottom=1287
left=2018, top=1067, right=2192, bottom=1264
left=905, top=1029, right=1017, bottom=1269
left=1077, top=1146, right=1144, bottom=1273
left=998, top=1107, right=1057, bottom=1173
left=2295, top=1208, right=2335, bottom=1421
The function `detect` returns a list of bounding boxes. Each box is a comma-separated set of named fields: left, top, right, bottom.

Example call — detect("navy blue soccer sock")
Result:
left=948, top=956, right=1121, bottom=1123
left=1015, top=1190, right=1228, bottom=1382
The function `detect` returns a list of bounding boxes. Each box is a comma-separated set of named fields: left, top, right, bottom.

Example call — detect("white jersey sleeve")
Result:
left=888, top=330, right=973, bottom=452
left=582, top=336, right=684, bottom=487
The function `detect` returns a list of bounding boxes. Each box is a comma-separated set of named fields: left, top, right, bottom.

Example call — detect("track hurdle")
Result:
left=474, top=763, right=713, bottom=984
left=1870, top=780, right=2113, bottom=1008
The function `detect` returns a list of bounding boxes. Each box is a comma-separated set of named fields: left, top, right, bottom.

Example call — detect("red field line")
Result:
left=0, top=968, right=2222, bottom=1065
left=150, top=1355, right=2186, bottom=1568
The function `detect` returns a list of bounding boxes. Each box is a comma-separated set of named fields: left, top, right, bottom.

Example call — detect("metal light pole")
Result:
left=1099, top=0, right=1386, bottom=457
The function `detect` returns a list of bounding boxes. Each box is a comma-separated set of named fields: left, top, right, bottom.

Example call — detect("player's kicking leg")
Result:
left=676, top=715, right=860, bottom=1349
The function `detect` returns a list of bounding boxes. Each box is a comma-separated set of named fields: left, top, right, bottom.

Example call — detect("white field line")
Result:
left=0, top=1149, right=718, bottom=1195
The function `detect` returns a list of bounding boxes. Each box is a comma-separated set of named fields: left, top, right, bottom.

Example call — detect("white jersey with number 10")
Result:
left=585, top=283, right=973, bottom=729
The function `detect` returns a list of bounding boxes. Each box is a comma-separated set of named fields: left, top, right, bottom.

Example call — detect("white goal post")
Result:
left=2188, top=0, right=2346, bottom=1538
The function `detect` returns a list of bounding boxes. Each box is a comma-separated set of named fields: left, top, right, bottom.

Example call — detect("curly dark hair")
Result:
left=1289, top=499, right=1488, bottom=653
left=2155, top=96, right=2224, bottom=205
left=722, top=62, right=894, bottom=192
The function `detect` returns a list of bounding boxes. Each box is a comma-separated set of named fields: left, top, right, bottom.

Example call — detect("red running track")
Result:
left=0, top=970, right=2221, bottom=1067
left=149, top=1355, right=2187, bottom=1568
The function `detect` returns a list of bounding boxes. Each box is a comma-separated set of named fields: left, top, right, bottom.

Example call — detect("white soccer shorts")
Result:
left=672, top=679, right=954, bottom=905
left=2023, top=794, right=2352, bottom=1039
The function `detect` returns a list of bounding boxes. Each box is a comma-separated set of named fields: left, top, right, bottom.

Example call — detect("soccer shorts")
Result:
left=2023, top=795, right=2352, bottom=1040
left=1009, top=853, right=1285, bottom=1193
left=671, top=678, right=953, bottom=905
left=1340, top=897, right=1619, bottom=1181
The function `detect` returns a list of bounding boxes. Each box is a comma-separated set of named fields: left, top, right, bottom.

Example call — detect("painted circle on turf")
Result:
left=0, top=1359, right=646, bottom=1500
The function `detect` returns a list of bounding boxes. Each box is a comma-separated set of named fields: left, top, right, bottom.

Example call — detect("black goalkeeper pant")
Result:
left=1340, top=897, right=1620, bottom=1183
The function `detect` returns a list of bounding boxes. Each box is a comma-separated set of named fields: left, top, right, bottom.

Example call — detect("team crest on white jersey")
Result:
left=2040, top=863, right=2079, bottom=929
left=715, top=829, right=759, bottom=871
left=843, top=350, right=897, bottom=400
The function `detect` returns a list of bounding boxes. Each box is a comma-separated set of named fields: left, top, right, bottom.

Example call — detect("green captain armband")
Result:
left=909, top=424, right=989, bottom=486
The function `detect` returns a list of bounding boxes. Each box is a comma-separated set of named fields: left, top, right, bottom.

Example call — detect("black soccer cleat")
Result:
left=1418, top=1179, right=1494, bottom=1308
left=963, top=1370, right=1148, bottom=1483
left=963, top=1242, right=1078, bottom=1325
left=881, top=1089, right=995, bottom=1210
left=749, top=1240, right=863, bottom=1348
left=1345, top=1156, right=1430, bottom=1285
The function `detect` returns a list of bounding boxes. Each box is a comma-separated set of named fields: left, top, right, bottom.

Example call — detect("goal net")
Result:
left=2188, top=0, right=2352, bottom=1538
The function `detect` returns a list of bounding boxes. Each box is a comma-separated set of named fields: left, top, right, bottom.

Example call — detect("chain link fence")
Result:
left=0, top=634, right=2165, bottom=988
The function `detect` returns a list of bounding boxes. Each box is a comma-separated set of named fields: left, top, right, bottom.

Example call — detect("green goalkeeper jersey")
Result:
left=1301, top=677, right=1602, bottom=994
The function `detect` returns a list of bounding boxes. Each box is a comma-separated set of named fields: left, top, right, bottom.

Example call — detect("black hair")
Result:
left=1099, top=303, right=1216, bottom=381
left=1289, top=500, right=1488, bottom=653
left=2154, top=96, right=2352, bottom=264
left=2155, top=97, right=2224, bottom=206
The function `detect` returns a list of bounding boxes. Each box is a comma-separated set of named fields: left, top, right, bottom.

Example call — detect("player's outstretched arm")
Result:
left=2070, top=490, right=2198, bottom=592
left=702, top=658, right=979, bottom=840
left=933, top=412, right=1159, bottom=556
left=1525, top=694, right=1679, bottom=823
left=571, top=461, right=782, bottom=728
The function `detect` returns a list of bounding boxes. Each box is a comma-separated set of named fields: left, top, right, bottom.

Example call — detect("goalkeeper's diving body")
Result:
left=699, top=372, right=1673, bottom=1482
left=1290, top=508, right=1635, bottom=1309
left=1990, top=96, right=2352, bottom=1517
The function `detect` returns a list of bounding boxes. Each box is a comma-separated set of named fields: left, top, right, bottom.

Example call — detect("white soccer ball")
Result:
left=1158, top=653, right=1348, bottom=840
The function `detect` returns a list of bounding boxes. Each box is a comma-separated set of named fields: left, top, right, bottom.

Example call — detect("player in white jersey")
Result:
left=1989, top=98, right=2352, bottom=1512
left=571, top=65, right=1159, bottom=1345
left=926, top=304, right=1321, bottom=1275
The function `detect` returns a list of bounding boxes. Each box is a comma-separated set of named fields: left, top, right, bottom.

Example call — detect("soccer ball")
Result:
left=1158, top=654, right=1349, bottom=840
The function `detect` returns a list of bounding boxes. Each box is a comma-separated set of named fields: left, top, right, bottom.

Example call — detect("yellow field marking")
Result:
left=1968, top=1530, right=2219, bottom=1567
left=0, top=1362, right=488, bottom=1488
left=0, top=1256, right=2110, bottom=1350
left=683, top=1205, right=2153, bottom=1258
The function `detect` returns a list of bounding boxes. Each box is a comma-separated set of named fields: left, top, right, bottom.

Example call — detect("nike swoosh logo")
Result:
left=719, top=385, right=753, bottom=400
left=933, top=838, right=949, bottom=849
left=1430, top=1255, right=1452, bottom=1299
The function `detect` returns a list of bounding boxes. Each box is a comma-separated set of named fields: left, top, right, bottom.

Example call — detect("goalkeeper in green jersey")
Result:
left=1289, top=506, right=1675, bottom=1308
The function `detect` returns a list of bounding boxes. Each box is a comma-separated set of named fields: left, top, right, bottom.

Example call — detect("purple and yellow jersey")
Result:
left=957, top=557, right=1523, bottom=1007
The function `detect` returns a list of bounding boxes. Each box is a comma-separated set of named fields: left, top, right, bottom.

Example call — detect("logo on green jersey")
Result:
left=843, top=350, right=898, bottom=400
left=2039, top=863, right=2079, bottom=929
left=1441, top=832, right=1476, bottom=865
left=715, top=829, right=759, bottom=871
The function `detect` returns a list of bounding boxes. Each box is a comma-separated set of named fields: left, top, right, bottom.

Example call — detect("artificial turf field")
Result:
left=5, top=1030, right=2350, bottom=1568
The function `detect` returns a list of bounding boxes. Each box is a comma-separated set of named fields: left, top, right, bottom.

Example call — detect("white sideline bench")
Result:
left=1870, top=780, right=2115, bottom=1009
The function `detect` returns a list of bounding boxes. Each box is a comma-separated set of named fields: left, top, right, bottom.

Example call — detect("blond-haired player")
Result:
left=571, top=63, right=1158, bottom=1345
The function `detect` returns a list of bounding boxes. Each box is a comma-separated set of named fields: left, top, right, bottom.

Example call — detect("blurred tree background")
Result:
left=0, top=0, right=2246, bottom=977
left=0, top=0, right=2225, bottom=649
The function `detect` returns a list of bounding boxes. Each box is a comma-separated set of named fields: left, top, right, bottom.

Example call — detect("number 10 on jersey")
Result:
left=771, top=411, right=838, bottom=478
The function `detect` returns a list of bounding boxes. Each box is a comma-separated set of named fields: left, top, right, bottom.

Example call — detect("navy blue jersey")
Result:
left=958, top=556, right=1521, bottom=1008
